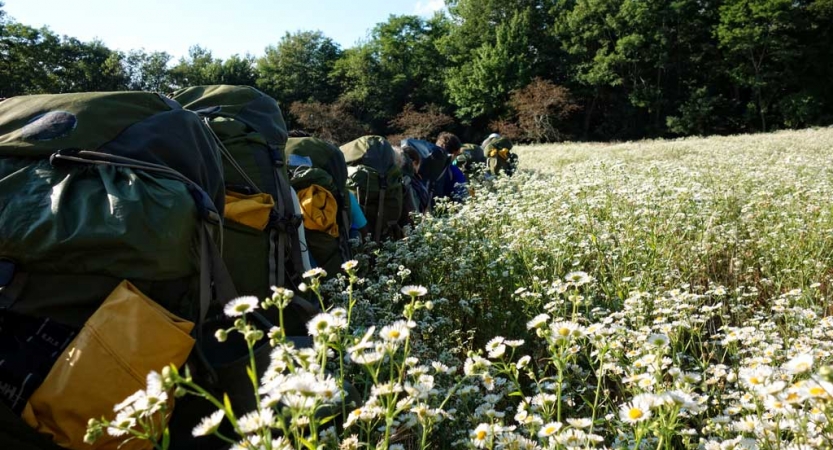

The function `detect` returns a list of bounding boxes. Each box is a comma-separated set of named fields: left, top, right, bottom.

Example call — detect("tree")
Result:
left=446, top=8, right=534, bottom=122
left=217, top=54, right=257, bottom=86
left=334, top=14, right=452, bottom=135
left=169, top=45, right=222, bottom=88
left=389, top=103, right=454, bottom=140
left=508, top=78, right=579, bottom=142
left=123, top=50, right=173, bottom=92
left=717, top=0, right=802, bottom=131
left=257, top=31, right=342, bottom=105
left=288, top=100, right=367, bottom=145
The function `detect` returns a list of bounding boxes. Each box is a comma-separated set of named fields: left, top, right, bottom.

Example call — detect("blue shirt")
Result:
left=348, top=191, right=367, bottom=238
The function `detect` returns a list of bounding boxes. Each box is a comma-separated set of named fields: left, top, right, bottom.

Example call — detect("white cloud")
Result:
left=414, top=0, right=445, bottom=16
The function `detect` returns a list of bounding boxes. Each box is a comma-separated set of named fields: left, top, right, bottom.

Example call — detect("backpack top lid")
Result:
left=340, top=135, right=395, bottom=174
left=0, top=91, right=225, bottom=213
left=170, top=85, right=288, bottom=148
left=401, top=138, right=448, bottom=183
left=483, top=135, right=514, bottom=153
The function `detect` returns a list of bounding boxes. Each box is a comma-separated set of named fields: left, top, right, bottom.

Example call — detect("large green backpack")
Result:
left=285, top=137, right=351, bottom=278
left=483, top=136, right=515, bottom=176
left=171, top=85, right=307, bottom=299
left=340, top=136, right=403, bottom=242
left=0, top=92, right=233, bottom=448
left=459, top=143, right=487, bottom=174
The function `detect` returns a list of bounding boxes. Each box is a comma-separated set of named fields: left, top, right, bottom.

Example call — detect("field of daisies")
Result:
left=92, top=127, right=833, bottom=450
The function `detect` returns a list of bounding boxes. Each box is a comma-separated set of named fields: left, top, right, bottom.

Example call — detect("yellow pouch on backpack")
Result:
left=21, top=280, right=195, bottom=450
left=224, top=191, right=275, bottom=230
left=297, top=184, right=339, bottom=238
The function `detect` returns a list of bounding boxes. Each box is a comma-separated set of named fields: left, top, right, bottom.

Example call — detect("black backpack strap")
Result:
left=0, top=259, right=26, bottom=310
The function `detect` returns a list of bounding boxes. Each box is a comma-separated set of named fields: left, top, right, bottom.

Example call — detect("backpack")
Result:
left=170, top=85, right=307, bottom=300
left=459, top=143, right=486, bottom=174
left=483, top=136, right=516, bottom=176
left=285, top=137, right=352, bottom=278
left=340, top=136, right=403, bottom=242
left=0, top=92, right=233, bottom=449
left=400, top=138, right=452, bottom=210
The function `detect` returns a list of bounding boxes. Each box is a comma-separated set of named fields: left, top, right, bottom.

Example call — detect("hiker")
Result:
left=481, top=133, right=518, bottom=177
left=396, top=145, right=430, bottom=220
left=435, top=132, right=468, bottom=202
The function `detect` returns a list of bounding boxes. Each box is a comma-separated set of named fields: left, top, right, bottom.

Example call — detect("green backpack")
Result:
left=459, top=143, right=486, bottom=174
left=285, top=137, right=352, bottom=278
left=0, top=92, right=233, bottom=448
left=171, top=86, right=307, bottom=300
left=483, top=136, right=516, bottom=176
left=340, top=136, right=403, bottom=242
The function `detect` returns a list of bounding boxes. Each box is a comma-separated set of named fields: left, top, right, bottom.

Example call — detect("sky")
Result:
left=3, top=0, right=447, bottom=60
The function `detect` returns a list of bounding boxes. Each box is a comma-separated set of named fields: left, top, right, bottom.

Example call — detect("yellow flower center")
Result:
left=476, top=430, right=487, bottom=440
left=544, top=425, right=557, bottom=435
left=628, top=408, right=644, bottom=420
left=749, top=376, right=762, bottom=385
left=389, top=330, right=401, bottom=339
left=351, top=409, right=362, bottom=417
left=558, top=327, right=570, bottom=337
left=809, top=386, right=827, bottom=397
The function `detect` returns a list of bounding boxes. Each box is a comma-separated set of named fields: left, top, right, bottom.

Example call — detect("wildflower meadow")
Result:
left=90, top=127, right=833, bottom=449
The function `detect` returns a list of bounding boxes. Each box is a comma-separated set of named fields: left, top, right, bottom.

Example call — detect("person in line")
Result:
left=435, top=132, right=468, bottom=202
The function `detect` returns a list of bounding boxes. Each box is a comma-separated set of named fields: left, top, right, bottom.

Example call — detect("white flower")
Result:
left=192, top=409, right=225, bottom=437
left=307, top=313, right=335, bottom=337
left=565, top=271, right=592, bottom=286
left=527, top=313, right=550, bottom=330
left=486, top=336, right=507, bottom=359
left=238, top=408, right=274, bottom=433
left=471, top=423, right=491, bottom=448
left=516, top=355, right=531, bottom=369
left=224, top=296, right=259, bottom=317
left=380, top=321, right=410, bottom=342
left=537, top=421, right=562, bottom=437
left=401, top=285, right=428, bottom=297
left=784, top=353, right=813, bottom=374
left=303, top=267, right=327, bottom=278
left=566, top=418, right=592, bottom=429
left=619, top=399, right=652, bottom=423
left=646, top=333, right=670, bottom=347
left=341, top=260, right=359, bottom=271
left=504, top=339, right=525, bottom=347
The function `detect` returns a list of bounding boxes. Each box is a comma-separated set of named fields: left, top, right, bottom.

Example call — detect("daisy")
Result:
left=192, top=409, right=225, bottom=437
left=380, top=321, right=410, bottom=342
left=646, top=333, right=670, bottom=347
left=566, top=418, right=592, bottom=429
left=619, top=399, right=652, bottom=423
left=238, top=408, right=274, bottom=433
left=400, top=285, right=428, bottom=297
left=307, top=313, right=334, bottom=337
left=537, top=421, right=562, bottom=437
left=303, top=267, right=327, bottom=279
left=224, top=296, right=259, bottom=317
left=527, top=313, right=550, bottom=330
left=784, top=353, right=813, bottom=374
left=471, top=423, right=491, bottom=448
left=486, top=336, right=507, bottom=359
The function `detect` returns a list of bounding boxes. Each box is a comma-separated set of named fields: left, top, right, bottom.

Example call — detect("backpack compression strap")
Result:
left=374, top=176, right=387, bottom=242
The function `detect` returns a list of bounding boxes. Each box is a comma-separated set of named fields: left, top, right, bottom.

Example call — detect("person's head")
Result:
left=401, top=145, right=421, bottom=172
left=436, top=132, right=462, bottom=158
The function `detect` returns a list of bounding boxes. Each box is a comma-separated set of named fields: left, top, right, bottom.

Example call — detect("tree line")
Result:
left=2, top=0, right=831, bottom=143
